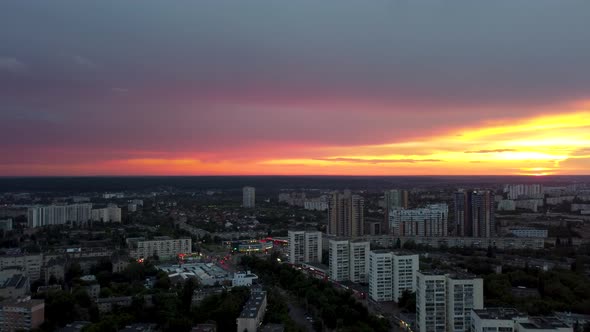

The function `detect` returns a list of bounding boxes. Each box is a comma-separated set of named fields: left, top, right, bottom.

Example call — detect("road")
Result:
left=277, top=288, right=315, bottom=331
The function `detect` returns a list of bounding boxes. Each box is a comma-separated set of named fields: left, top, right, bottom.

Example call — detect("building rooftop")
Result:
left=0, top=297, right=44, bottom=309
left=239, top=290, right=267, bottom=319
left=518, top=317, right=570, bottom=330
left=473, top=308, right=525, bottom=320
left=1, top=274, right=28, bottom=289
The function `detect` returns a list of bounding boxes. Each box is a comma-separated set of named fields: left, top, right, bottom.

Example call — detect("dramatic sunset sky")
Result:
left=1, top=1, right=590, bottom=176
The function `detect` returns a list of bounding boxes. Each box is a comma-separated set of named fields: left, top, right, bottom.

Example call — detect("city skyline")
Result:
left=2, top=1, right=590, bottom=176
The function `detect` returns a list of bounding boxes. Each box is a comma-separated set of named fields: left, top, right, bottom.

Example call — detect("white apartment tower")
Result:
left=329, top=239, right=369, bottom=282
left=288, top=230, right=322, bottom=265
left=329, top=239, right=350, bottom=282
left=349, top=241, right=370, bottom=283
left=393, top=253, right=419, bottom=302
left=447, top=275, right=484, bottom=332
left=27, top=204, right=92, bottom=228
left=417, top=272, right=447, bottom=332
left=369, top=250, right=394, bottom=301
left=389, top=204, right=448, bottom=237
left=305, top=231, right=322, bottom=263
left=369, top=251, right=419, bottom=302
left=242, top=186, right=255, bottom=208
left=416, top=271, right=484, bottom=332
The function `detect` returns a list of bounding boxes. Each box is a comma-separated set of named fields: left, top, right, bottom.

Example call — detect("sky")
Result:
left=1, top=1, right=590, bottom=176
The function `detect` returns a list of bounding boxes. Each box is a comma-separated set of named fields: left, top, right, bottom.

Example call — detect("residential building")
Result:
left=91, top=205, right=122, bottom=222
left=510, top=229, right=548, bottom=238
left=0, top=297, right=45, bottom=331
left=243, top=187, right=256, bottom=208
left=328, top=191, right=364, bottom=237
left=328, top=239, right=369, bottom=283
left=278, top=192, right=306, bottom=207
left=96, top=296, right=133, bottom=313
left=384, top=189, right=409, bottom=234
left=0, top=253, right=43, bottom=281
left=447, top=275, right=484, bottom=332
left=384, top=189, right=409, bottom=210
left=236, top=289, right=267, bottom=332
left=304, top=197, right=328, bottom=211
left=454, top=190, right=495, bottom=237
left=416, top=271, right=484, bottom=332
left=288, top=230, right=322, bottom=265
left=416, top=272, right=447, bottom=332
left=389, top=204, right=448, bottom=237
left=232, top=271, right=258, bottom=287
left=471, top=191, right=495, bottom=238
left=369, top=250, right=394, bottom=302
left=393, top=253, right=419, bottom=302
left=329, top=239, right=350, bottom=282
left=127, top=236, right=192, bottom=260
left=349, top=240, right=370, bottom=283
left=27, top=203, right=92, bottom=228
left=504, top=184, right=543, bottom=200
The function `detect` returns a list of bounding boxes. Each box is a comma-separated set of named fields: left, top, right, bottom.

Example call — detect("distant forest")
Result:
left=0, top=175, right=588, bottom=193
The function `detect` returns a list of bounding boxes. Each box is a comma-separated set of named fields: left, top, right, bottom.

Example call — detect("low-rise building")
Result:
left=0, top=297, right=45, bottom=331
left=517, top=317, right=572, bottom=332
left=0, top=273, right=29, bottom=299
left=96, top=296, right=133, bottom=313
left=472, top=309, right=573, bottom=332
left=0, top=252, right=43, bottom=281
left=510, top=229, right=548, bottom=238
left=127, top=236, right=192, bottom=260
left=233, top=271, right=259, bottom=287
left=237, top=289, right=267, bottom=332
left=157, top=263, right=231, bottom=286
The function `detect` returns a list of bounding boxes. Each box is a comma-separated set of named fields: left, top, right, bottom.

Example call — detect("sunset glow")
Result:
left=1, top=1, right=590, bottom=176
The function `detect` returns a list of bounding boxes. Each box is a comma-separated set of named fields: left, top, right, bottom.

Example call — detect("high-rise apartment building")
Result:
left=349, top=241, right=370, bottom=283
left=393, top=253, right=419, bottom=302
left=389, top=204, right=448, bottom=237
left=91, top=204, right=122, bottom=223
left=384, top=189, right=409, bottom=210
left=328, top=191, right=364, bottom=237
left=471, top=191, right=495, bottom=238
left=369, top=250, right=394, bottom=302
left=27, top=203, right=92, bottom=228
left=504, top=184, right=543, bottom=200
left=384, top=190, right=409, bottom=234
left=454, top=190, right=495, bottom=237
left=328, top=240, right=350, bottom=282
left=417, top=272, right=447, bottom=332
left=242, top=187, right=256, bottom=208
left=416, top=271, right=484, bottom=332
left=288, top=230, right=322, bottom=265
left=447, top=275, right=484, bottom=332
left=328, top=239, right=369, bottom=282
left=369, top=251, right=419, bottom=302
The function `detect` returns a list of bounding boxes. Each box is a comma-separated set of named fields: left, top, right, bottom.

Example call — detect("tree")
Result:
left=398, top=290, right=416, bottom=313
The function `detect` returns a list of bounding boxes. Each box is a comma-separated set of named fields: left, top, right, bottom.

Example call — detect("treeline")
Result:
left=477, top=265, right=590, bottom=315
left=240, top=255, right=390, bottom=332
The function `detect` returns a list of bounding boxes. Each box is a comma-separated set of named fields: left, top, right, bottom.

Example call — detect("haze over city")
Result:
left=2, top=1, right=590, bottom=176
